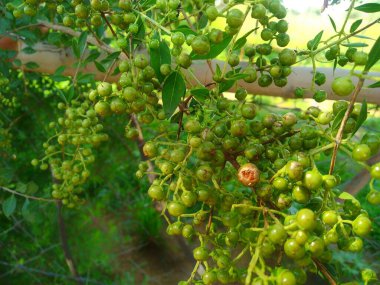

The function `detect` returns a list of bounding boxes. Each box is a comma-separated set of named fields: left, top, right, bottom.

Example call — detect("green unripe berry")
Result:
left=94, top=101, right=111, bottom=116
left=226, top=9, right=244, bottom=28
left=191, top=36, right=211, bottom=55
left=279, top=48, right=296, bottom=66
left=205, top=5, right=218, bottom=21
left=353, top=51, right=368, bottom=66
left=332, top=77, right=355, bottom=96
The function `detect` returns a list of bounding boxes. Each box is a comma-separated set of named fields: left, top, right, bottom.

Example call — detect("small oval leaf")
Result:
left=350, top=19, right=362, bottom=33
left=162, top=71, right=186, bottom=117
left=3, top=195, right=17, bottom=218
left=355, top=3, right=380, bottom=13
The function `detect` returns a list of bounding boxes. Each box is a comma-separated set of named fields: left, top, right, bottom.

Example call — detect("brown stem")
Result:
left=329, top=77, right=365, bottom=174
left=56, top=201, right=80, bottom=285
left=100, top=12, right=117, bottom=38
left=131, top=114, right=155, bottom=183
left=181, top=9, right=196, bottom=31
left=313, top=258, right=337, bottom=285
left=37, top=20, right=126, bottom=59
left=176, top=95, right=193, bottom=140
left=100, top=13, right=130, bottom=59
left=224, top=153, right=240, bottom=170
left=0, top=186, right=55, bottom=202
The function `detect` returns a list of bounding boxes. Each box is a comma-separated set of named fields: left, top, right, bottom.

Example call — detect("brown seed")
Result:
left=238, top=163, right=260, bottom=187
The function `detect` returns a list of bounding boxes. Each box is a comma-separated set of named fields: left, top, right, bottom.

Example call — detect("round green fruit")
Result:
left=193, top=246, right=209, bottom=261
left=226, top=9, right=244, bottom=28
left=332, top=77, right=355, bottom=96
left=296, top=208, right=316, bottom=231
left=191, top=36, right=211, bottom=55
left=279, top=48, right=296, bottom=66
left=352, top=216, right=372, bottom=237
left=303, top=168, right=323, bottom=191
left=352, top=144, right=371, bottom=162
left=167, top=201, right=186, bottom=217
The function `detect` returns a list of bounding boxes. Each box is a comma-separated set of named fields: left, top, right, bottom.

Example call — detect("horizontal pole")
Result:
left=1, top=36, right=379, bottom=104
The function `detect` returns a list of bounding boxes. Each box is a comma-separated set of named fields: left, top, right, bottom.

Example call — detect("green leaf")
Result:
left=233, top=28, right=258, bottom=51
left=351, top=99, right=367, bottom=136
left=162, top=71, right=186, bottom=117
left=150, top=34, right=171, bottom=82
left=350, top=19, right=362, bottom=33
left=215, top=64, right=222, bottom=77
left=341, top=42, right=368, bottom=48
left=190, top=88, right=209, bottom=102
left=111, top=66, right=120, bottom=76
left=51, top=75, right=69, bottom=82
left=333, top=58, right=338, bottom=74
left=192, top=34, right=233, bottom=60
left=72, top=38, right=80, bottom=58
left=13, top=59, right=21, bottom=67
left=328, top=15, right=337, bottom=32
left=100, top=51, right=121, bottom=65
left=310, top=31, right=324, bottom=50
left=27, top=182, right=38, bottom=194
left=218, top=69, right=245, bottom=92
left=353, top=34, right=374, bottom=40
left=225, top=72, right=248, bottom=81
left=25, top=62, right=39, bottom=69
left=54, top=66, right=66, bottom=76
left=332, top=108, right=346, bottom=130
left=368, top=81, right=380, bottom=88
left=22, top=199, right=30, bottom=218
left=67, top=85, right=75, bottom=102
left=47, top=32, right=61, bottom=45
left=173, top=25, right=197, bottom=36
left=77, top=73, right=95, bottom=84
left=197, top=14, right=208, bottom=29
left=78, top=31, right=88, bottom=55
left=355, top=3, right=380, bottom=13
left=339, top=192, right=359, bottom=203
left=94, top=61, right=106, bottom=73
left=85, top=50, right=101, bottom=63
left=365, top=36, right=380, bottom=72
left=16, top=182, right=27, bottom=193
left=22, top=46, right=36, bottom=54
left=3, top=195, right=16, bottom=218
left=56, top=89, right=68, bottom=103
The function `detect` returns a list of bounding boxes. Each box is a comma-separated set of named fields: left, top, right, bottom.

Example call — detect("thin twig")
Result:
left=37, top=20, right=127, bottom=60
left=304, top=18, right=380, bottom=61
left=56, top=201, right=80, bottom=285
left=313, top=258, right=337, bottom=285
left=182, top=9, right=196, bottom=31
left=131, top=114, right=155, bottom=184
left=103, top=58, right=117, bottom=82
left=0, top=261, right=105, bottom=285
left=72, top=42, right=88, bottom=85
left=329, top=77, right=365, bottom=174
left=0, top=186, right=56, bottom=202
left=100, top=12, right=117, bottom=38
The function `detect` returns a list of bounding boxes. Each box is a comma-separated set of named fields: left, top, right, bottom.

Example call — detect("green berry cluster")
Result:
left=31, top=97, right=108, bottom=207
left=140, top=90, right=375, bottom=284
left=296, top=41, right=370, bottom=102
